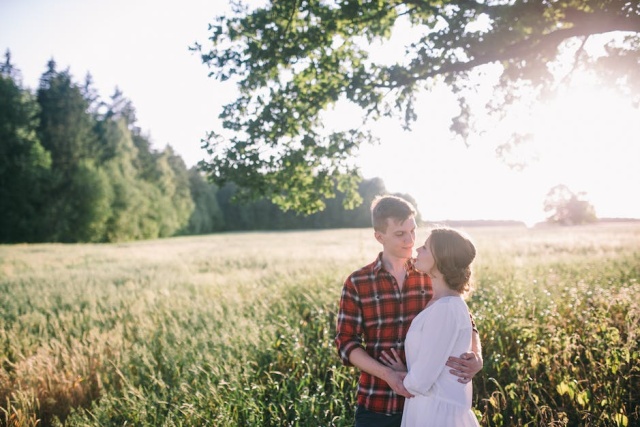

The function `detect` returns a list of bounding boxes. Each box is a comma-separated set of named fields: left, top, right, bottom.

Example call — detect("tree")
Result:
left=185, top=168, right=225, bottom=234
left=0, top=52, right=51, bottom=242
left=37, top=60, right=97, bottom=169
left=152, top=147, right=196, bottom=237
left=213, top=176, right=402, bottom=231
left=543, top=184, right=597, bottom=225
left=95, top=91, right=195, bottom=241
left=35, top=60, right=112, bottom=242
left=2, top=55, right=213, bottom=242
left=93, top=117, right=145, bottom=241
left=196, top=0, right=640, bottom=213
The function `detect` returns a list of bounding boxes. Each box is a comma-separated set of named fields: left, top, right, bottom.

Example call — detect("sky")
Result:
left=2, top=0, right=639, bottom=226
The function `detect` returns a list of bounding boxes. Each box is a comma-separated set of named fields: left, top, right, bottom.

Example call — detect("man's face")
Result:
left=375, top=216, right=417, bottom=260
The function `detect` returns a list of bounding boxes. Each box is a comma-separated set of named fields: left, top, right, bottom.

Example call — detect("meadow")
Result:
left=0, top=223, right=638, bottom=426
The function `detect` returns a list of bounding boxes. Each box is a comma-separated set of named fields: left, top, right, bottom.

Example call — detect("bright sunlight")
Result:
left=349, top=21, right=640, bottom=226
left=355, top=76, right=639, bottom=226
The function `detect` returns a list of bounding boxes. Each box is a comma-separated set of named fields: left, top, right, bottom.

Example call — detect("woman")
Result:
left=381, top=227, right=480, bottom=426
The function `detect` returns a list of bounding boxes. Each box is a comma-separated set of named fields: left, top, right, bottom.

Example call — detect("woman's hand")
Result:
left=379, top=348, right=407, bottom=372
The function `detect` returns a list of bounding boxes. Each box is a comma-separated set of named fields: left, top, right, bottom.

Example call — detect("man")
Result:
left=335, top=195, right=483, bottom=427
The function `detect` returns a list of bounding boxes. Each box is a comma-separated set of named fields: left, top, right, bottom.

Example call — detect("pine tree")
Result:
left=35, top=60, right=110, bottom=242
left=0, top=51, right=51, bottom=242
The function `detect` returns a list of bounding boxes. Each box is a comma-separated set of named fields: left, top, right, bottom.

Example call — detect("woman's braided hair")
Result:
left=429, top=227, right=476, bottom=294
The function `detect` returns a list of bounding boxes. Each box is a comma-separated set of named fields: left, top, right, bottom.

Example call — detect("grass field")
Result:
left=1, top=223, right=638, bottom=426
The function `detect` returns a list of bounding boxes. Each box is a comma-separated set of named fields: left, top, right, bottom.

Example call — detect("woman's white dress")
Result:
left=401, top=296, right=480, bottom=427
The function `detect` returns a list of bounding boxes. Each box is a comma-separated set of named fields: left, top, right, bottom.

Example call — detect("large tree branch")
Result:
left=383, top=14, right=640, bottom=88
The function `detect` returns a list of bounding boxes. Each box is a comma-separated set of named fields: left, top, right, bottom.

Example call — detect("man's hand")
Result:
left=446, top=351, right=483, bottom=384
left=379, top=348, right=407, bottom=372
left=379, top=348, right=411, bottom=397
left=382, top=367, right=414, bottom=398
left=347, top=347, right=414, bottom=398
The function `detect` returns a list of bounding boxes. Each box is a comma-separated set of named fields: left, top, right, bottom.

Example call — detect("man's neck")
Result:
left=381, top=253, right=408, bottom=274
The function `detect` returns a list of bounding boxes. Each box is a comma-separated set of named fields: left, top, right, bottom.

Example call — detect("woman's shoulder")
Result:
left=433, top=296, right=471, bottom=320
left=434, top=295, right=465, bottom=306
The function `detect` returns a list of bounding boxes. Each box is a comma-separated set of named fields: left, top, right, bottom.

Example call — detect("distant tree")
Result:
left=35, top=60, right=113, bottom=242
left=0, top=52, right=51, bottom=242
left=2, top=56, right=210, bottom=242
left=37, top=60, right=97, bottom=169
left=215, top=176, right=401, bottom=231
left=95, top=88, right=143, bottom=164
left=96, top=94, right=194, bottom=241
left=185, top=168, right=225, bottom=234
left=215, top=182, right=253, bottom=230
left=104, top=87, right=137, bottom=126
left=393, top=191, right=422, bottom=224
left=61, top=160, right=113, bottom=242
left=100, top=90, right=194, bottom=238
left=544, top=184, right=597, bottom=225
left=321, top=176, right=388, bottom=228
left=98, top=117, right=158, bottom=241
left=153, top=147, right=195, bottom=237
left=131, top=129, right=157, bottom=179
left=196, top=0, right=640, bottom=213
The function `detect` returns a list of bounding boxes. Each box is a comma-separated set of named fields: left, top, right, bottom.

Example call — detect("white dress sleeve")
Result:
left=403, top=302, right=461, bottom=395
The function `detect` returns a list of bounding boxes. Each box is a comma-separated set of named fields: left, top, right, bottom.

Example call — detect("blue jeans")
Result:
left=355, top=405, right=402, bottom=427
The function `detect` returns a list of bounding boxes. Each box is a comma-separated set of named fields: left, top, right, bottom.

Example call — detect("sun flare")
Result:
left=356, top=76, right=639, bottom=225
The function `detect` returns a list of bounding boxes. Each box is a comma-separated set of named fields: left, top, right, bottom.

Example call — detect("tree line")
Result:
left=1, top=52, right=414, bottom=244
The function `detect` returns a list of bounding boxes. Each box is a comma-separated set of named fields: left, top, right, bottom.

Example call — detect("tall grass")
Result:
left=0, top=224, right=638, bottom=426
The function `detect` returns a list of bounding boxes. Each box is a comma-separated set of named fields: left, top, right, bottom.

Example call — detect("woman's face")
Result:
left=415, top=236, right=435, bottom=274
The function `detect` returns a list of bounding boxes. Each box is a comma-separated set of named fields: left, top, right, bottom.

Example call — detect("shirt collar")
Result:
left=373, top=252, right=384, bottom=275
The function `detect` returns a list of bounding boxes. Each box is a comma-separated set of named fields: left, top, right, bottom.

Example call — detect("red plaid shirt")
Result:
left=335, top=252, right=433, bottom=414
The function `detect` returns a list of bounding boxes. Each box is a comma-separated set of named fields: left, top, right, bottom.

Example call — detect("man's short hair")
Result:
left=370, top=195, right=417, bottom=232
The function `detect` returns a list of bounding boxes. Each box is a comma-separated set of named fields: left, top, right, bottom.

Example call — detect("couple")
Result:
left=335, top=195, right=482, bottom=427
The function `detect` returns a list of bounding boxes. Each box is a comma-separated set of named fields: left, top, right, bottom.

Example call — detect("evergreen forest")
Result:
left=0, top=52, right=414, bottom=244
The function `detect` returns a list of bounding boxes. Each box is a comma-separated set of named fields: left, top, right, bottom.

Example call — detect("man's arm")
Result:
left=472, top=328, right=482, bottom=357
left=348, top=348, right=414, bottom=398
left=335, top=275, right=413, bottom=397
left=446, top=329, right=483, bottom=384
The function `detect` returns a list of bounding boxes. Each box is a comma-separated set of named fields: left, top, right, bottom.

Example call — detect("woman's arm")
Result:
left=402, top=304, right=459, bottom=396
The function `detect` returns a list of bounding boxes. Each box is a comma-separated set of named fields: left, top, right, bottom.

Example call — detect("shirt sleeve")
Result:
left=402, top=303, right=460, bottom=395
left=334, top=276, right=363, bottom=366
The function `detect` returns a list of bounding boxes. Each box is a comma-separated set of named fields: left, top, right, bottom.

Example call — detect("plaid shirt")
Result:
left=335, top=252, right=433, bottom=414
